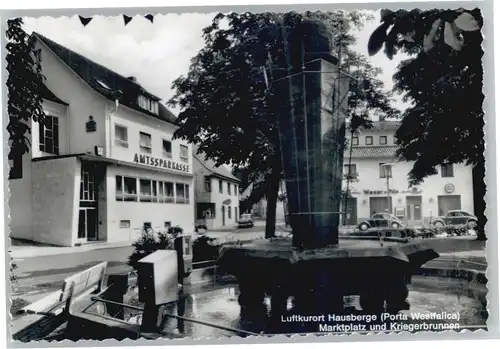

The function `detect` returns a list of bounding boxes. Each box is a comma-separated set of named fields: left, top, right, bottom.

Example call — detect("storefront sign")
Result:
left=444, top=183, right=455, bottom=194
left=362, top=187, right=422, bottom=195
left=133, top=153, right=189, bottom=173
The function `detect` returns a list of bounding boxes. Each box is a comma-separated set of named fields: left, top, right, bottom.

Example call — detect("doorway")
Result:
left=341, top=197, right=358, bottom=225
left=77, top=163, right=98, bottom=242
left=405, top=195, right=422, bottom=226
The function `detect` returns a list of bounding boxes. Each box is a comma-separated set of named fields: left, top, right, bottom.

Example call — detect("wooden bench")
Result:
left=13, top=262, right=107, bottom=342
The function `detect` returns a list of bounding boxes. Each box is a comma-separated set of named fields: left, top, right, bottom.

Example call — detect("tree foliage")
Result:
left=368, top=8, right=485, bottom=239
left=6, top=18, right=46, bottom=178
left=169, top=11, right=399, bottom=237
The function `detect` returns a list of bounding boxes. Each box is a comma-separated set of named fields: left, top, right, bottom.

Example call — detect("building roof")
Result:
left=193, top=149, right=240, bottom=183
left=345, top=146, right=398, bottom=158
left=40, top=82, right=68, bottom=105
left=32, top=32, right=178, bottom=125
left=362, top=120, right=400, bottom=133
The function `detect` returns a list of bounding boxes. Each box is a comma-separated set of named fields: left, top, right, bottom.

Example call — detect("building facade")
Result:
left=240, top=181, right=286, bottom=221
left=193, top=152, right=240, bottom=230
left=341, top=121, right=475, bottom=227
left=9, top=33, right=195, bottom=247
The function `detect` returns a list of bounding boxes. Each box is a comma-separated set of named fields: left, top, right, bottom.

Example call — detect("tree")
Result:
left=6, top=18, right=46, bottom=179
left=169, top=11, right=398, bottom=238
left=367, top=8, right=485, bottom=239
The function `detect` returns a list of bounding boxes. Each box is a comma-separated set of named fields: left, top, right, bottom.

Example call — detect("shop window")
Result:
left=161, top=181, right=175, bottom=203
left=175, top=183, right=190, bottom=204
left=116, top=176, right=138, bottom=201
left=139, top=179, right=152, bottom=202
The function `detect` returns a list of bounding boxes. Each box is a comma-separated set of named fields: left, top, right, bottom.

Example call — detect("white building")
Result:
left=240, top=181, right=286, bottom=221
left=9, top=32, right=195, bottom=247
left=193, top=151, right=240, bottom=230
left=341, top=121, right=475, bottom=226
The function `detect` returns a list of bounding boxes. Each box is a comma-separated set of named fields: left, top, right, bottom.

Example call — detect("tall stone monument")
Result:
left=218, top=16, right=439, bottom=333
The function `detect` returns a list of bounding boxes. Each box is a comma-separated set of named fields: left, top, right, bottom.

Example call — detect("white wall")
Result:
left=9, top=151, right=34, bottom=241
left=35, top=39, right=107, bottom=155
left=105, top=165, right=195, bottom=243
left=31, top=157, right=81, bottom=246
left=110, top=104, right=192, bottom=176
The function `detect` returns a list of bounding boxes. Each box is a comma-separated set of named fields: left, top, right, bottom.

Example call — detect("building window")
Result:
left=180, top=144, right=189, bottom=162
left=139, top=132, right=152, bottom=154
left=352, top=137, right=359, bottom=146
left=33, top=49, right=42, bottom=63
left=163, top=139, right=172, bottom=158
left=441, top=164, right=454, bottom=177
left=235, top=207, right=238, bottom=219
left=143, top=222, right=152, bottom=232
left=343, top=164, right=357, bottom=179
left=80, top=168, right=95, bottom=201
left=152, top=180, right=158, bottom=203
left=175, top=183, right=190, bottom=204
left=234, top=184, right=238, bottom=196
left=116, top=176, right=137, bottom=201
left=227, top=183, right=231, bottom=195
left=9, top=153, right=23, bottom=180
left=228, top=205, right=232, bottom=219
left=379, top=136, right=387, bottom=145
left=204, top=177, right=211, bottom=192
left=164, top=221, right=171, bottom=229
left=139, top=179, right=152, bottom=202
left=379, top=163, right=392, bottom=178
left=114, top=124, right=128, bottom=148
left=365, top=136, right=373, bottom=145
left=219, top=180, right=223, bottom=194
left=39, top=115, right=59, bottom=155
left=160, top=181, right=175, bottom=203
left=119, top=220, right=131, bottom=228
left=138, top=95, right=159, bottom=114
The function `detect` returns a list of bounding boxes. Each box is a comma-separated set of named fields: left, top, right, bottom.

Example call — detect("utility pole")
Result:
left=383, top=163, right=392, bottom=214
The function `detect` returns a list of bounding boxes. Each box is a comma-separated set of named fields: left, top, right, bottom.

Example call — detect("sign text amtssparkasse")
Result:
left=133, top=153, right=190, bottom=173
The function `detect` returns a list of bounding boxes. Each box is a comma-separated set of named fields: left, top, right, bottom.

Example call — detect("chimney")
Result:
left=127, top=76, right=137, bottom=82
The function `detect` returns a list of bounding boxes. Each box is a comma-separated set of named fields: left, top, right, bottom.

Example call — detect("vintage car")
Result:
left=237, top=213, right=255, bottom=229
left=430, top=210, right=478, bottom=229
left=358, top=213, right=404, bottom=231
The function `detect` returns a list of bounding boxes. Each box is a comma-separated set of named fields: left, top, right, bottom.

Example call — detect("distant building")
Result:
left=342, top=121, right=474, bottom=226
left=240, top=180, right=286, bottom=221
left=193, top=151, right=240, bottom=230
left=9, top=33, right=195, bottom=246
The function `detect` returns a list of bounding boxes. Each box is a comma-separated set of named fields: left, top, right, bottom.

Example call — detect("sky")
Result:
left=23, top=10, right=411, bottom=117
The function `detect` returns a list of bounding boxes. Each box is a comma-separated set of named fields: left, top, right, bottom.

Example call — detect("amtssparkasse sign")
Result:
left=133, top=153, right=190, bottom=173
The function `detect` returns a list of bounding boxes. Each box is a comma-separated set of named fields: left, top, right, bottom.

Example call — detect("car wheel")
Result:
left=433, top=221, right=444, bottom=228
left=391, top=222, right=400, bottom=229
left=359, top=223, right=369, bottom=231
left=467, top=220, right=477, bottom=229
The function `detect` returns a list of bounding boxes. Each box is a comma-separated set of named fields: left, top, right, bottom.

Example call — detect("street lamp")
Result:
left=381, top=163, right=394, bottom=215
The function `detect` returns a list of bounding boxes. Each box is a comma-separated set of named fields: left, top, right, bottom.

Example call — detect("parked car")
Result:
left=358, top=213, right=403, bottom=231
left=430, top=210, right=478, bottom=229
left=237, top=213, right=254, bottom=229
